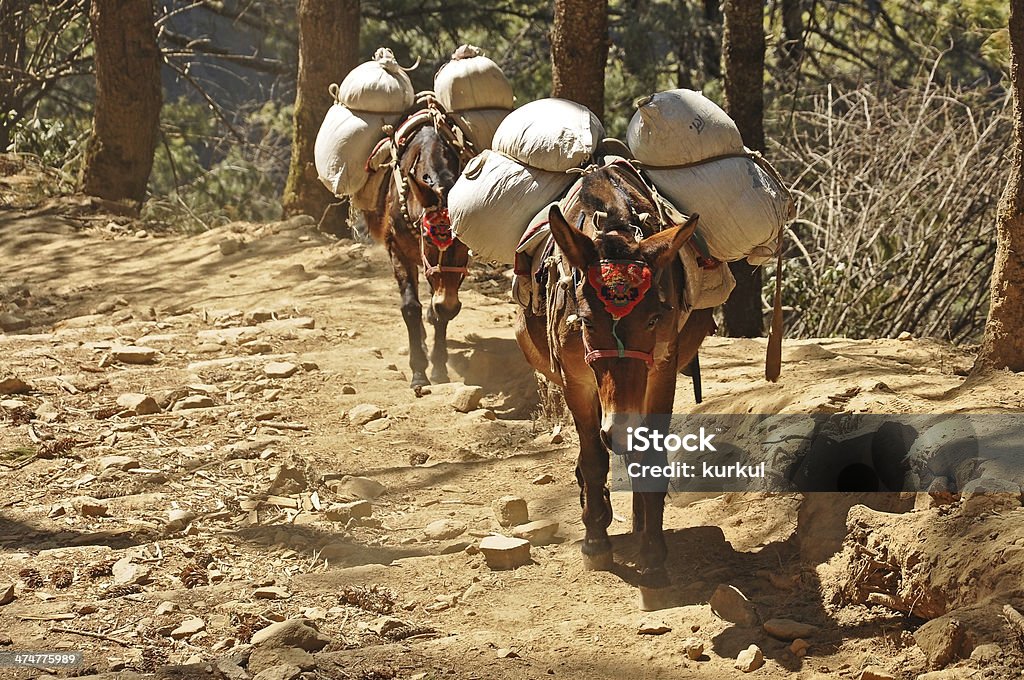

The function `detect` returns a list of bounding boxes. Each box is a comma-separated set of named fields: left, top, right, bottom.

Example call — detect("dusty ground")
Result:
left=2, top=177, right=1024, bottom=679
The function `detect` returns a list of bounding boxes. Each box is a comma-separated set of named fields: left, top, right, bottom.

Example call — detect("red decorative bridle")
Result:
left=420, top=207, right=468, bottom=278
left=580, top=259, right=656, bottom=368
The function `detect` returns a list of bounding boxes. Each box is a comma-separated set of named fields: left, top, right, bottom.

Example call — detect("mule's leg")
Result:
left=564, top=376, right=613, bottom=570
left=392, top=253, right=430, bottom=388
left=426, top=303, right=458, bottom=384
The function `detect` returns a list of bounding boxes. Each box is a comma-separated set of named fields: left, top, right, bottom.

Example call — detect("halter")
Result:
left=579, top=258, right=656, bottom=368
left=420, top=207, right=468, bottom=278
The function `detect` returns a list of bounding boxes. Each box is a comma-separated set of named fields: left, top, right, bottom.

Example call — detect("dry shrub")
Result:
left=771, top=71, right=1009, bottom=342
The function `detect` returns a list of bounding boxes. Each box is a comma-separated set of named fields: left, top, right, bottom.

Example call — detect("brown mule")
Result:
left=362, top=98, right=472, bottom=388
left=514, top=162, right=717, bottom=609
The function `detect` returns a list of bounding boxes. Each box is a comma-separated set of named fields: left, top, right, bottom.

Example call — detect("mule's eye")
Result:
left=422, top=173, right=433, bottom=186
left=647, top=314, right=662, bottom=329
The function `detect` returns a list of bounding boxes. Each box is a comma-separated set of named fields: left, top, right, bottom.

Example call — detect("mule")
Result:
left=514, top=161, right=717, bottom=609
left=361, top=97, right=472, bottom=388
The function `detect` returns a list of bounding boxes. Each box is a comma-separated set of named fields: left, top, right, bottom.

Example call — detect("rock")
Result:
left=423, top=519, right=467, bottom=541
left=637, top=618, right=671, bottom=635
left=961, top=478, right=1021, bottom=516
left=479, top=535, right=531, bottom=570
left=112, top=557, right=150, bottom=586
left=253, top=664, right=301, bottom=680
left=512, top=519, right=559, bottom=545
left=367, top=616, right=407, bottom=636
left=116, top=393, right=160, bottom=415
left=250, top=618, right=331, bottom=651
left=915, top=616, right=972, bottom=669
left=73, top=496, right=109, bottom=517
left=98, top=455, right=140, bottom=472
left=166, top=509, right=196, bottom=531
left=683, top=637, right=704, bottom=660
left=789, top=638, right=809, bottom=657
left=916, top=672, right=974, bottom=680
left=111, top=345, right=159, bottom=364
left=254, top=586, right=292, bottom=600
left=860, top=667, right=897, bottom=680
left=451, top=385, right=484, bottom=413
left=363, top=418, right=390, bottom=432
left=492, top=496, right=529, bottom=527
left=154, top=601, right=179, bottom=616
left=709, top=584, right=759, bottom=627
left=301, top=361, right=319, bottom=372
left=897, top=331, right=913, bottom=341
left=341, top=384, right=356, bottom=395
left=734, top=644, right=764, bottom=672
left=0, top=312, right=29, bottom=332
left=532, top=474, right=555, bottom=485
left=219, top=238, right=243, bottom=256
left=0, top=375, right=30, bottom=395
left=324, top=500, right=372, bottom=522
left=329, top=476, right=386, bottom=500
left=248, top=647, right=314, bottom=675
left=264, top=362, right=299, bottom=379
left=763, top=617, right=818, bottom=640
left=0, top=583, right=15, bottom=606
left=347, top=403, right=383, bottom=426
left=34, top=401, right=59, bottom=422
left=169, top=617, right=205, bottom=640
left=969, top=642, right=1001, bottom=663
left=173, top=395, right=216, bottom=410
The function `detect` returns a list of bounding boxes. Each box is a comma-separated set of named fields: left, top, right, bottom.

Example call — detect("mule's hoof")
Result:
left=638, top=585, right=674, bottom=611
left=429, top=371, right=450, bottom=384
left=410, top=374, right=430, bottom=389
left=581, top=550, right=613, bottom=571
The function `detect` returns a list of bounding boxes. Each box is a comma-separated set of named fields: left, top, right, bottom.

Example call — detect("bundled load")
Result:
left=434, top=44, right=513, bottom=150
left=627, top=89, right=794, bottom=264
left=314, top=48, right=415, bottom=197
left=449, top=98, right=603, bottom=264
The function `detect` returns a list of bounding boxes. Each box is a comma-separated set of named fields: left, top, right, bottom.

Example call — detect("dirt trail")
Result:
left=1, top=204, right=1022, bottom=680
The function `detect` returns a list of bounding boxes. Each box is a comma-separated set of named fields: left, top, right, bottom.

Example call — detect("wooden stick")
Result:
left=50, top=626, right=131, bottom=646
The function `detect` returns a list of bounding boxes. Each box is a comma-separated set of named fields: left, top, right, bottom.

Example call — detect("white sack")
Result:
left=452, top=108, right=509, bottom=150
left=449, top=149, right=575, bottom=264
left=492, top=98, right=604, bottom=172
left=627, top=89, right=743, bottom=166
left=647, top=156, right=792, bottom=264
left=336, top=47, right=414, bottom=114
left=435, top=45, right=514, bottom=112
left=314, top=103, right=396, bottom=197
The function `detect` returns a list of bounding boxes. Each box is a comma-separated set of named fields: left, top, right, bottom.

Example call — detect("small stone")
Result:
left=479, top=535, right=531, bottom=570
left=111, top=557, right=150, bottom=585
left=512, top=519, right=559, bottom=546
left=496, top=648, right=519, bottom=659
left=169, top=617, right=206, bottom=640
left=897, top=331, right=913, bottom=341
left=329, top=475, right=386, bottom=500
left=347, top=403, right=383, bottom=425
left=763, top=617, right=819, bottom=640
left=154, top=601, right=179, bottom=616
left=264, top=362, right=299, bottom=379
left=367, top=616, right=407, bottom=636
left=709, top=584, right=759, bottom=627
left=532, top=474, right=555, bottom=485
left=219, top=238, right=243, bottom=256
left=423, top=519, right=467, bottom=541
left=166, top=509, right=196, bottom=531
left=637, top=618, right=671, bottom=635
left=969, top=643, right=1001, bottom=663
left=961, top=478, right=1021, bottom=516
left=250, top=618, right=331, bottom=651
left=0, top=312, right=29, bottom=332
left=254, top=586, right=292, bottom=600
left=363, top=417, right=391, bottom=432
left=735, top=644, right=764, bottom=672
left=341, top=384, right=356, bottom=395
left=324, top=500, right=372, bottom=522
left=301, top=361, right=319, bottom=372
left=254, top=664, right=301, bottom=680
left=789, top=638, right=809, bottom=657
left=860, top=667, right=896, bottom=680
left=492, top=496, right=529, bottom=527
left=98, top=455, right=140, bottom=472
left=683, top=637, right=704, bottom=660
left=73, top=496, right=109, bottom=517
left=0, top=583, right=15, bottom=606
left=173, top=394, right=216, bottom=410
left=451, top=385, right=484, bottom=413
left=116, top=393, right=160, bottom=415
left=385, top=363, right=398, bottom=371
left=0, top=375, right=30, bottom=395
left=111, top=345, right=159, bottom=364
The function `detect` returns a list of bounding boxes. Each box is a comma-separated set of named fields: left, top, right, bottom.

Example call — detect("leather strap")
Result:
left=765, top=237, right=784, bottom=382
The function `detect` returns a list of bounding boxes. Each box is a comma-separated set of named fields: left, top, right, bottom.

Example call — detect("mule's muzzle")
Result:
left=600, top=412, right=643, bottom=455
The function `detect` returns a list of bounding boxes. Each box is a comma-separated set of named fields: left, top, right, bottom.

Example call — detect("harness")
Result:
left=381, top=93, right=475, bottom=279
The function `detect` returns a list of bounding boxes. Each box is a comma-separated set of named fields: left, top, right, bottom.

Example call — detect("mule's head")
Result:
left=548, top=203, right=698, bottom=453
left=403, top=125, right=469, bottom=322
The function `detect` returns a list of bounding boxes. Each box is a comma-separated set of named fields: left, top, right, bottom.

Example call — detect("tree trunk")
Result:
left=779, top=0, right=805, bottom=72
left=79, top=0, right=162, bottom=205
left=977, top=0, right=1024, bottom=371
left=721, top=0, right=765, bottom=337
left=701, top=0, right=722, bottom=80
left=0, top=0, right=28, bottom=151
left=282, top=0, right=359, bottom=226
left=551, top=0, right=609, bottom=120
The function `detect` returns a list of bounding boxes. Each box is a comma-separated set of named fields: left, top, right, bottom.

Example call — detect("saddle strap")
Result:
left=765, top=235, right=783, bottom=382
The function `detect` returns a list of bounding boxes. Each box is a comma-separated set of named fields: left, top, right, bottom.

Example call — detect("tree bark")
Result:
left=282, top=0, right=359, bottom=225
left=977, top=0, right=1024, bottom=371
left=721, top=0, right=765, bottom=337
left=0, top=0, right=28, bottom=151
left=79, top=0, right=162, bottom=205
left=779, top=0, right=805, bottom=72
left=701, top=0, right=722, bottom=80
left=550, top=0, right=609, bottom=121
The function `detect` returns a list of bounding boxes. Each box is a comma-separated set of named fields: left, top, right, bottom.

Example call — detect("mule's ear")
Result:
left=548, top=205, right=597, bottom=269
left=640, top=214, right=699, bottom=271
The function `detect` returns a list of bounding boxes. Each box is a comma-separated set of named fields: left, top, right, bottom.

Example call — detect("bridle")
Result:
left=577, top=257, right=657, bottom=369
left=420, top=207, right=468, bottom=279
